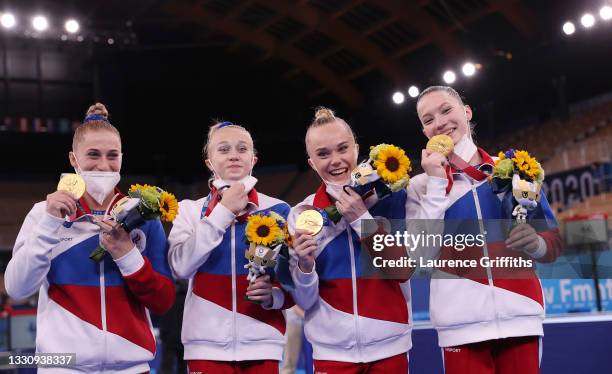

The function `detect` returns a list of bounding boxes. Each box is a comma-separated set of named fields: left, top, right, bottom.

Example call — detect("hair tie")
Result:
left=218, top=121, right=234, bottom=128
left=83, top=114, right=110, bottom=124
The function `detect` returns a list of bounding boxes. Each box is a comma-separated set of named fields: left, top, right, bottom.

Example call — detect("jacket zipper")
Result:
left=100, top=260, right=107, bottom=371
left=470, top=180, right=501, bottom=332
left=231, top=223, right=237, bottom=359
left=347, top=227, right=362, bottom=361
left=470, top=184, right=493, bottom=284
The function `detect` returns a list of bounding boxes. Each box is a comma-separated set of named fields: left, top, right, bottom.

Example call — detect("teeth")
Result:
left=330, top=168, right=347, bottom=176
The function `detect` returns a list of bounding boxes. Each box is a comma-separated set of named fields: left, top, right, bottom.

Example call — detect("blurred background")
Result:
left=0, top=0, right=611, bottom=373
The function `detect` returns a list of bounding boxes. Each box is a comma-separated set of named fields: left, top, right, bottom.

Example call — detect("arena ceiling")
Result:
left=2, top=0, right=611, bottom=178
left=79, top=0, right=549, bottom=108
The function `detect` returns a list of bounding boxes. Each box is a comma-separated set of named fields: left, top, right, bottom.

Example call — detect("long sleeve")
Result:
left=265, top=252, right=296, bottom=310
left=526, top=191, right=563, bottom=263
left=405, top=174, right=449, bottom=220
left=264, top=283, right=296, bottom=311
left=405, top=175, right=449, bottom=263
left=289, top=256, right=319, bottom=311
left=168, top=199, right=235, bottom=279
left=5, top=203, right=64, bottom=300
left=287, top=207, right=320, bottom=311
left=115, top=219, right=175, bottom=315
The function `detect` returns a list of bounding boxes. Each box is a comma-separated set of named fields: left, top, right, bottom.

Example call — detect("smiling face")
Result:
left=306, top=120, right=359, bottom=184
left=69, top=129, right=122, bottom=172
left=417, top=90, right=472, bottom=144
left=205, top=126, right=256, bottom=182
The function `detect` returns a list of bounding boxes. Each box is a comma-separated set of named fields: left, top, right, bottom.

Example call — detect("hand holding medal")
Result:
left=295, top=209, right=324, bottom=236
left=422, top=135, right=453, bottom=179
left=426, top=134, right=454, bottom=157
left=292, top=206, right=328, bottom=274
left=46, top=173, right=86, bottom=218
left=57, top=173, right=86, bottom=200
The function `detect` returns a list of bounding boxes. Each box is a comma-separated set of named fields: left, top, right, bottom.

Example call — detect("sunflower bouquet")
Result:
left=320, top=144, right=412, bottom=223
left=348, top=143, right=411, bottom=198
left=492, top=149, right=544, bottom=183
left=244, top=211, right=289, bottom=283
left=89, top=184, right=179, bottom=262
left=490, top=149, right=544, bottom=223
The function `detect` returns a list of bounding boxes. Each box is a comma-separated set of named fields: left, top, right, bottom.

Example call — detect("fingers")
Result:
left=293, top=230, right=317, bottom=260
left=95, top=220, right=125, bottom=238
left=229, top=183, right=246, bottom=194
left=345, top=188, right=360, bottom=198
left=337, top=188, right=360, bottom=205
left=506, top=224, right=536, bottom=248
left=246, top=289, right=271, bottom=299
left=55, top=201, right=75, bottom=217
left=296, top=241, right=317, bottom=256
left=94, top=219, right=114, bottom=232
left=506, top=223, right=531, bottom=241
left=246, top=275, right=273, bottom=300
left=247, top=275, right=271, bottom=291
left=48, top=192, right=78, bottom=216
left=294, top=229, right=311, bottom=237
left=335, top=200, right=344, bottom=215
left=53, top=191, right=78, bottom=207
left=294, top=230, right=313, bottom=244
left=507, top=235, right=539, bottom=251
left=437, top=153, right=449, bottom=167
left=297, top=243, right=317, bottom=258
left=56, top=190, right=79, bottom=202
left=246, top=293, right=271, bottom=303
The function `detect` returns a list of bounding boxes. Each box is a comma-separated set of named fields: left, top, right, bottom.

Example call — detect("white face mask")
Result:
left=311, top=147, right=358, bottom=200
left=72, top=154, right=121, bottom=205
left=453, top=133, right=477, bottom=162
left=80, top=171, right=121, bottom=205
left=212, top=175, right=258, bottom=193
left=208, top=156, right=257, bottom=193
left=324, top=181, right=346, bottom=201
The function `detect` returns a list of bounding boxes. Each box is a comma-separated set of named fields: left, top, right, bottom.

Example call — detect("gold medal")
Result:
left=426, top=134, right=454, bottom=157
left=57, top=173, right=86, bottom=199
left=295, top=209, right=324, bottom=236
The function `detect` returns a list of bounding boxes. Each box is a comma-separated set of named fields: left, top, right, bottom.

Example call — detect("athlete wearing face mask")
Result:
left=310, top=146, right=359, bottom=201
left=288, top=107, right=413, bottom=374
left=206, top=155, right=258, bottom=193
left=168, top=122, right=295, bottom=374
left=206, top=153, right=258, bottom=216
left=71, top=155, right=121, bottom=207
left=5, top=103, right=175, bottom=373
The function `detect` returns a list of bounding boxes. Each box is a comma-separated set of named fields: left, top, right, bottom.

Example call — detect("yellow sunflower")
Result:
left=246, top=215, right=281, bottom=246
left=373, top=145, right=411, bottom=183
left=512, top=150, right=540, bottom=180
left=129, top=183, right=155, bottom=194
left=494, top=151, right=506, bottom=167
left=159, top=191, right=178, bottom=222
left=524, top=158, right=541, bottom=179
left=284, top=226, right=294, bottom=248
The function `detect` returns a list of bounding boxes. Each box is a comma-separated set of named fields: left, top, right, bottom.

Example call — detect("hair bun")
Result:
left=314, top=107, right=335, bottom=121
left=86, top=103, right=109, bottom=119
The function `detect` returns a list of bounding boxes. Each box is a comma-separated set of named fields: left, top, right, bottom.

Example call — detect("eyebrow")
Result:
left=85, top=148, right=120, bottom=153
left=216, top=140, right=249, bottom=146
left=421, top=102, right=452, bottom=118
left=314, top=141, right=349, bottom=153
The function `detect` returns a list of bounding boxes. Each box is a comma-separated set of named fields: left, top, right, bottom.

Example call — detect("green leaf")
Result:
left=89, top=246, right=106, bottom=262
